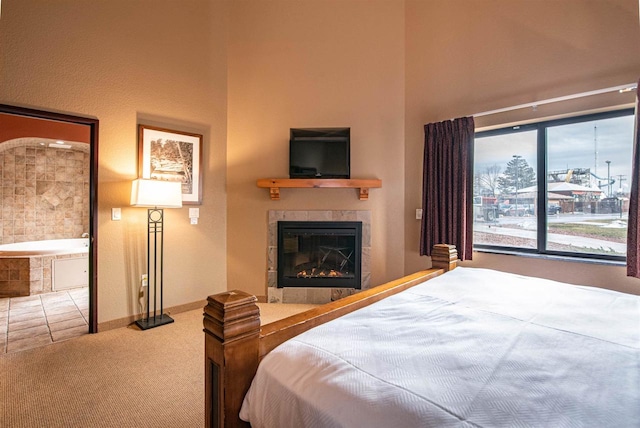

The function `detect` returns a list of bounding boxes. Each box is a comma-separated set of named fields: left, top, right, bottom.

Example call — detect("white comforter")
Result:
left=240, top=267, right=640, bottom=427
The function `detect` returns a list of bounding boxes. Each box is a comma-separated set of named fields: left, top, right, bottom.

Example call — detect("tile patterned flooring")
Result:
left=0, top=287, right=88, bottom=354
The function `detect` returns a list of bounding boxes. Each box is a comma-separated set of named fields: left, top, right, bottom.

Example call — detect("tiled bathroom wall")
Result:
left=0, top=141, right=89, bottom=244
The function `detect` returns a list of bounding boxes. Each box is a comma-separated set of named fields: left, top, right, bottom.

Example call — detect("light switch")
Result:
left=416, top=209, right=423, bottom=220
left=112, top=208, right=121, bottom=221
left=189, top=208, right=200, bottom=218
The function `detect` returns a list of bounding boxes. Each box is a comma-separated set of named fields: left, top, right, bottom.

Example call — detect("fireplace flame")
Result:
left=296, top=268, right=344, bottom=278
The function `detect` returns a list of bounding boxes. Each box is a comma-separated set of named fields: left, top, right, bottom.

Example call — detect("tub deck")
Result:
left=0, top=239, right=89, bottom=297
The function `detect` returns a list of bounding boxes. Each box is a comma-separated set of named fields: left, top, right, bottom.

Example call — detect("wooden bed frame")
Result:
left=203, top=244, right=459, bottom=428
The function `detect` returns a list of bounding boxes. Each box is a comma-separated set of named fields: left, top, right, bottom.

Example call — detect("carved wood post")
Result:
left=431, top=244, right=458, bottom=271
left=203, top=290, right=260, bottom=428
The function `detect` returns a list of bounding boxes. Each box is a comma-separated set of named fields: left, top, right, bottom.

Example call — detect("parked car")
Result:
left=497, top=203, right=511, bottom=216
left=506, top=204, right=534, bottom=216
left=547, top=205, right=562, bottom=215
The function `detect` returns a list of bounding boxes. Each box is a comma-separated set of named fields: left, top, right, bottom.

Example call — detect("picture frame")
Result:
left=138, top=124, right=203, bottom=205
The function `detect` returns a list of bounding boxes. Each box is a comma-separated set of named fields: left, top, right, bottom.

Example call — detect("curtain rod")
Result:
left=473, top=83, right=637, bottom=118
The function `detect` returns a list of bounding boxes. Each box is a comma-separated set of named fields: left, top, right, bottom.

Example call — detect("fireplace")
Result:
left=277, top=221, right=362, bottom=289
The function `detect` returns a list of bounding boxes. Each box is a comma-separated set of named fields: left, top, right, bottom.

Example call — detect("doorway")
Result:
left=0, top=104, right=98, bottom=340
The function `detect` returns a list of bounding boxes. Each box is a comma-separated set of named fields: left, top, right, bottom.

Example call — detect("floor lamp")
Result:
left=131, top=179, right=183, bottom=330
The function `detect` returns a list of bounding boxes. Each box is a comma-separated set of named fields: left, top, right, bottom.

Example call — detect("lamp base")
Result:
left=135, top=314, right=174, bottom=330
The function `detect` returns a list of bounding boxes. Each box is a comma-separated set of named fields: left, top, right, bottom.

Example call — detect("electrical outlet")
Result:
left=141, top=274, right=148, bottom=288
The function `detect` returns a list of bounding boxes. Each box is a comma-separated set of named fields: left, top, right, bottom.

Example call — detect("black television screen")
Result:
left=289, top=128, right=350, bottom=179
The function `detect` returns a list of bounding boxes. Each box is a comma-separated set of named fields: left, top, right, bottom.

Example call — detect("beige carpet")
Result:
left=0, top=302, right=319, bottom=427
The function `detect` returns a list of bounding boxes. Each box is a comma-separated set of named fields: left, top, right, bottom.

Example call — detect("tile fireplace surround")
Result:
left=267, top=210, right=371, bottom=304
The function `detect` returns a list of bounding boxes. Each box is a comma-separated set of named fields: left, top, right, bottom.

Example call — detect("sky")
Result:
left=475, top=113, right=635, bottom=196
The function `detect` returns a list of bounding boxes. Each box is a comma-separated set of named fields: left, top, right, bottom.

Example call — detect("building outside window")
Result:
left=473, top=108, right=634, bottom=261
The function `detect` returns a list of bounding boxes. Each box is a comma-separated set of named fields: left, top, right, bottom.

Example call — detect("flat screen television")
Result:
left=289, top=127, right=350, bottom=179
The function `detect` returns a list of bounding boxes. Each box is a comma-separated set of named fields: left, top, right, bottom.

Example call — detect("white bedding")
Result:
left=240, top=267, right=640, bottom=427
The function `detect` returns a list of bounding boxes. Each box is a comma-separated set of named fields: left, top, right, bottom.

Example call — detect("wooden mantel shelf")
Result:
left=257, top=178, right=382, bottom=201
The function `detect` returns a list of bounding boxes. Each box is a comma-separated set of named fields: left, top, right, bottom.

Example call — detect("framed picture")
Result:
left=138, top=124, right=203, bottom=205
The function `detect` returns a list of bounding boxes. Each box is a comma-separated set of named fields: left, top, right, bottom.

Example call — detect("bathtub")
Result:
left=0, top=238, right=89, bottom=257
left=0, top=238, right=89, bottom=297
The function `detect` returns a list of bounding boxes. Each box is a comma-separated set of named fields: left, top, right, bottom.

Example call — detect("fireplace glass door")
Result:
left=277, top=221, right=362, bottom=289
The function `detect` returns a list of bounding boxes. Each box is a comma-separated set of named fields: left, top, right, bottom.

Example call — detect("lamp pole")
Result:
left=513, top=155, right=521, bottom=215
left=605, top=160, right=611, bottom=197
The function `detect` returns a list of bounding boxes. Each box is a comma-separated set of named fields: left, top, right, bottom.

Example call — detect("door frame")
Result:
left=0, top=104, right=99, bottom=332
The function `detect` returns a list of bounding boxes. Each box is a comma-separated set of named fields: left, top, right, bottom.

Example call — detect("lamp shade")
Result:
left=131, top=179, right=183, bottom=208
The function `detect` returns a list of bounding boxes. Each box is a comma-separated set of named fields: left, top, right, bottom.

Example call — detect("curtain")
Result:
left=420, top=117, right=474, bottom=261
left=627, top=80, right=640, bottom=277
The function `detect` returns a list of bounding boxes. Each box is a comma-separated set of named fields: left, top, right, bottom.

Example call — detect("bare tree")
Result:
left=476, top=164, right=502, bottom=197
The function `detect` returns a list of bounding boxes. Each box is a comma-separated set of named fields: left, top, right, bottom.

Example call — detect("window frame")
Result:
left=473, top=107, right=634, bottom=262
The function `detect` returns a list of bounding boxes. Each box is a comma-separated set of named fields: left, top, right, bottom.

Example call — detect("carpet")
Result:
left=0, top=302, right=319, bottom=427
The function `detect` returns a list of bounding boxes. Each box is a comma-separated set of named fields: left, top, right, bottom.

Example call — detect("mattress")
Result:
left=240, top=267, right=640, bottom=427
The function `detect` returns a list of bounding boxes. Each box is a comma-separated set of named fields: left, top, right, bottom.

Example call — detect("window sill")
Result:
left=472, top=247, right=626, bottom=267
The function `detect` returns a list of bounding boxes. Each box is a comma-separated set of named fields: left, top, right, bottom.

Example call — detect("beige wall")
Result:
left=404, top=0, right=640, bottom=294
left=2, top=0, right=639, bottom=326
left=0, top=0, right=229, bottom=324
left=226, top=0, right=406, bottom=297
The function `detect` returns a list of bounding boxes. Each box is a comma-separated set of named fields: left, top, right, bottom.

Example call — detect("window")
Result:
left=473, top=108, right=634, bottom=261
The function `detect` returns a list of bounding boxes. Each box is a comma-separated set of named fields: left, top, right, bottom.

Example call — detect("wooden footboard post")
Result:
left=431, top=244, right=458, bottom=271
left=203, top=290, right=260, bottom=428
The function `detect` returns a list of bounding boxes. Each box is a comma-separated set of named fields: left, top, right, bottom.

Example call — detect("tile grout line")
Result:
left=40, top=294, right=54, bottom=342
left=69, top=290, right=89, bottom=326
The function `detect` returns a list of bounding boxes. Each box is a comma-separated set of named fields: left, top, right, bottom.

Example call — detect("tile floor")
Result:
left=0, top=287, right=88, bottom=354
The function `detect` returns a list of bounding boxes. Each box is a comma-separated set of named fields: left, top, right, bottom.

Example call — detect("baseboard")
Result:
left=97, top=299, right=208, bottom=332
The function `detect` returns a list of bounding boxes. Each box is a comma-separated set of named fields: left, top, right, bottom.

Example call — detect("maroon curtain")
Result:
left=626, top=80, right=640, bottom=277
left=420, top=117, right=474, bottom=260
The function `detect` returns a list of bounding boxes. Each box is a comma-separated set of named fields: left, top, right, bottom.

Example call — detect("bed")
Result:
left=203, top=244, right=640, bottom=427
